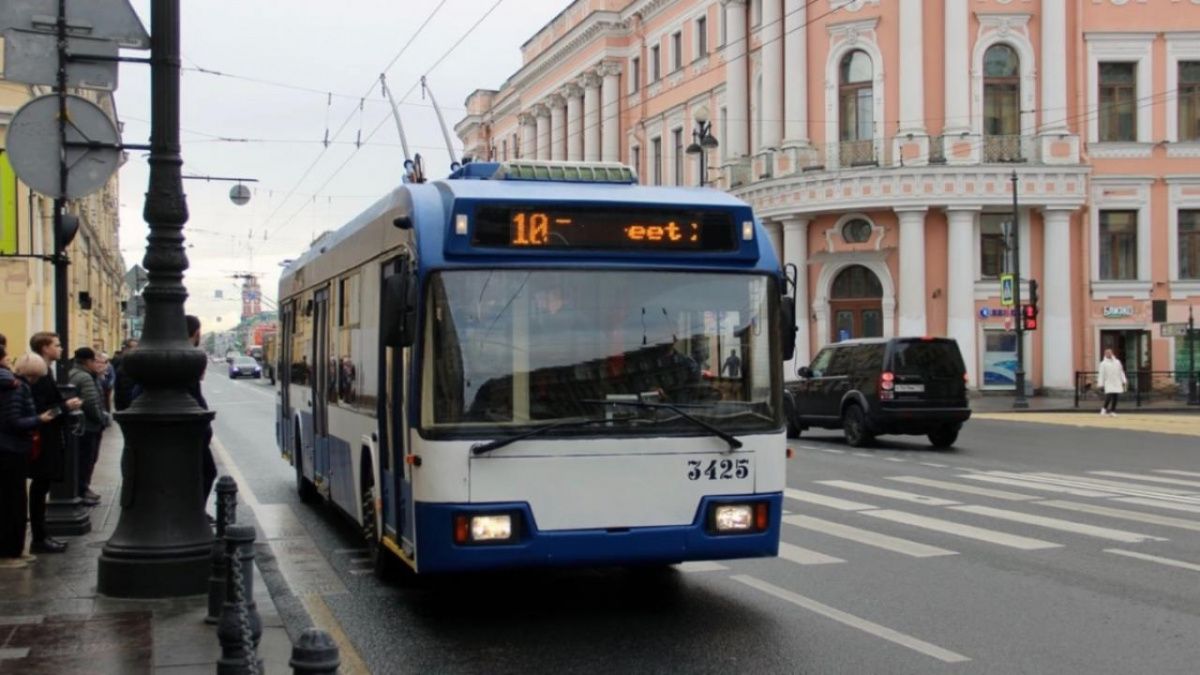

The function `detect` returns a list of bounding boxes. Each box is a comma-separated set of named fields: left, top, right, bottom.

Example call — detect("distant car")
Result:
left=784, top=337, right=971, bottom=449
left=229, top=355, right=262, bottom=379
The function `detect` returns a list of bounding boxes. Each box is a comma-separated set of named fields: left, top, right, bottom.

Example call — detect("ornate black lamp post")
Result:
left=98, top=0, right=215, bottom=597
left=685, top=106, right=719, bottom=187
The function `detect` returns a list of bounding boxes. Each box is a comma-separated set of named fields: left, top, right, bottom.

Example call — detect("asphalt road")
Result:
left=203, top=369, right=1200, bottom=674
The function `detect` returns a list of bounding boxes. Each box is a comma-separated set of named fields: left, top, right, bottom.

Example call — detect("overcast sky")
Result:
left=117, top=0, right=567, bottom=331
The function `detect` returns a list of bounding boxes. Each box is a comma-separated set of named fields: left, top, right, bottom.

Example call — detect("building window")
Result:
left=1099, top=62, right=1137, bottom=142
left=1180, top=61, right=1200, bottom=141
left=631, top=56, right=641, bottom=92
left=513, top=133, right=520, bottom=159
left=672, top=31, right=683, bottom=71
left=652, top=136, right=662, bottom=185
left=501, top=140, right=508, bottom=161
left=980, top=214, right=1008, bottom=279
left=841, top=218, right=872, bottom=244
left=983, top=44, right=1021, bottom=161
left=838, top=50, right=874, bottom=165
left=632, top=146, right=641, bottom=182
left=651, top=45, right=661, bottom=82
left=673, top=127, right=684, bottom=186
left=696, top=16, right=707, bottom=58
left=720, top=10, right=726, bottom=46
left=1181, top=210, right=1200, bottom=279
left=1099, top=210, right=1138, bottom=280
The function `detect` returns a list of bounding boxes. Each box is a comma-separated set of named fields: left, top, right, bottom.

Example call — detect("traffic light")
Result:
left=1023, top=279, right=1040, bottom=331
left=1028, top=279, right=1039, bottom=314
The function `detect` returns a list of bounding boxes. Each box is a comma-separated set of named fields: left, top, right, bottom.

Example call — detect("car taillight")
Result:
left=880, top=371, right=895, bottom=400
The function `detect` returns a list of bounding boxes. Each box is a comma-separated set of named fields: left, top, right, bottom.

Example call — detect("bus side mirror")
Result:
left=383, top=262, right=418, bottom=348
left=780, top=296, right=797, bottom=361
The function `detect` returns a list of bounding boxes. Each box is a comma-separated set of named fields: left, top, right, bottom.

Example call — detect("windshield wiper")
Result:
left=580, top=399, right=743, bottom=452
left=470, top=417, right=612, bottom=456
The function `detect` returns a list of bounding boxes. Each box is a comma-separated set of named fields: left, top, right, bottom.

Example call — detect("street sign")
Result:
left=5, top=94, right=120, bottom=200
left=3, top=28, right=119, bottom=90
left=1000, top=274, right=1015, bottom=307
left=0, top=0, right=149, bottom=49
left=1161, top=322, right=1191, bottom=338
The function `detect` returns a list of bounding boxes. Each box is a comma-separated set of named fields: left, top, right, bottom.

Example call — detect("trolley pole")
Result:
left=1011, top=171, right=1028, bottom=409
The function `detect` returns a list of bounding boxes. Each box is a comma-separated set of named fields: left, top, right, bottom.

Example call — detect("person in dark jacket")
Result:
left=0, top=351, right=59, bottom=567
left=112, top=338, right=138, bottom=411
left=68, top=348, right=107, bottom=507
left=27, top=332, right=81, bottom=554
left=186, top=316, right=217, bottom=508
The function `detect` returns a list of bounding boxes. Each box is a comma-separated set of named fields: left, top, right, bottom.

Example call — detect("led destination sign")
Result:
left=470, top=205, right=738, bottom=252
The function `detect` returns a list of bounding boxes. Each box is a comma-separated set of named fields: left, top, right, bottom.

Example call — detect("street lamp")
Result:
left=686, top=106, right=719, bottom=187
left=98, top=0, right=215, bottom=598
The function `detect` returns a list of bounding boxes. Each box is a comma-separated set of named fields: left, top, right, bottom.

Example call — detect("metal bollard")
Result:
left=205, top=476, right=239, bottom=624
left=289, top=628, right=341, bottom=675
left=217, top=524, right=263, bottom=675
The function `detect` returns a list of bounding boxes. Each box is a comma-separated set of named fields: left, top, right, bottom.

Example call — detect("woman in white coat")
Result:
left=1097, top=349, right=1127, bottom=416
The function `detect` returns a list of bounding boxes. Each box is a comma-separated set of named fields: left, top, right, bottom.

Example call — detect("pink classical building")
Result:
left=456, top=0, right=1200, bottom=393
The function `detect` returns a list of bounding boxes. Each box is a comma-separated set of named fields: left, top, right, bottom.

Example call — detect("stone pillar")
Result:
left=600, top=62, right=621, bottom=162
left=898, top=0, right=925, bottom=136
left=1042, top=210, right=1075, bottom=391
left=896, top=209, right=928, bottom=336
left=944, top=0, right=970, bottom=135
left=946, top=209, right=978, bottom=386
left=534, top=104, right=550, bottom=161
left=548, top=94, right=566, bottom=161
left=759, top=0, right=782, bottom=153
left=782, top=217, right=810, bottom=375
left=721, top=0, right=749, bottom=162
left=781, top=0, right=808, bottom=147
left=519, top=113, right=536, bottom=159
left=564, top=84, right=583, bottom=161
left=581, top=72, right=601, bottom=162
left=1040, top=0, right=1068, bottom=133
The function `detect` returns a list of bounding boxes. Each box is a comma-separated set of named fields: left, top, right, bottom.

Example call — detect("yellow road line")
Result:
left=973, top=413, right=1200, bottom=438
left=299, top=593, right=372, bottom=675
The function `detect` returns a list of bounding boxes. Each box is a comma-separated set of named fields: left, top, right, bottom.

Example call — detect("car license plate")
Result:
left=895, top=384, right=925, bottom=393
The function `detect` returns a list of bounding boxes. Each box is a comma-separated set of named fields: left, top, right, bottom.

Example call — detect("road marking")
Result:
left=949, top=505, right=1165, bottom=543
left=348, top=569, right=374, bottom=576
left=853, top=452, right=874, bottom=458
left=677, top=561, right=728, bottom=573
left=731, top=575, right=970, bottom=664
left=211, top=435, right=260, bottom=507
left=784, top=514, right=957, bottom=558
left=1036, top=500, right=1200, bottom=533
left=1027, top=473, right=1199, bottom=497
left=817, top=448, right=846, bottom=455
left=883, top=457, right=906, bottom=463
left=919, top=462, right=950, bottom=468
left=816, top=480, right=960, bottom=507
left=1155, top=469, right=1200, bottom=479
left=1104, top=549, right=1200, bottom=573
left=785, top=488, right=876, bottom=511
left=1089, top=471, right=1200, bottom=490
left=299, top=594, right=372, bottom=674
left=887, top=476, right=1037, bottom=501
left=961, top=473, right=1119, bottom=498
left=778, top=542, right=844, bottom=566
left=865, top=509, right=1060, bottom=550
left=1113, top=497, right=1200, bottom=514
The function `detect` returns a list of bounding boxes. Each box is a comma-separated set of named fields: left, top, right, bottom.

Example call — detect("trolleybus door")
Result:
left=279, top=302, right=293, bottom=454
left=312, top=287, right=331, bottom=485
left=380, top=257, right=413, bottom=547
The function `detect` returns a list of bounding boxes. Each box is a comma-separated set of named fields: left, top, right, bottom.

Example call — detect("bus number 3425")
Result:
left=687, top=458, right=750, bottom=481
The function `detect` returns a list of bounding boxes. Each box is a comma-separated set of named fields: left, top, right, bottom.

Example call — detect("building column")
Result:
left=600, top=62, right=621, bottom=162
left=581, top=72, right=601, bottom=162
left=947, top=209, right=978, bottom=386
left=781, top=0, right=808, bottom=147
left=1042, top=209, right=1075, bottom=391
left=898, top=0, right=925, bottom=136
left=519, top=112, right=536, bottom=159
left=534, top=104, right=550, bottom=161
left=759, top=0, right=782, bottom=153
left=721, top=0, right=749, bottom=162
left=782, top=217, right=810, bottom=376
left=564, top=84, right=583, bottom=161
left=896, top=208, right=928, bottom=336
left=944, top=0, right=970, bottom=134
left=1040, top=0, right=1068, bottom=133
left=548, top=94, right=566, bottom=161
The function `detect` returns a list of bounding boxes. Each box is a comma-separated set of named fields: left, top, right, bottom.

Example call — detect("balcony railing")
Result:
left=982, top=134, right=1025, bottom=163
left=839, top=139, right=877, bottom=167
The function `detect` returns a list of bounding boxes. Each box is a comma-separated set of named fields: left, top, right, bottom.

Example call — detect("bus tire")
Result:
left=361, top=480, right=404, bottom=583
left=295, top=427, right=319, bottom=504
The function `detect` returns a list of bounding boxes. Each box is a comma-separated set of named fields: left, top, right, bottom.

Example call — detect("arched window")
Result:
left=839, top=50, right=874, bottom=165
left=831, top=265, right=883, bottom=299
left=983, top=44, right=1021, bottom=161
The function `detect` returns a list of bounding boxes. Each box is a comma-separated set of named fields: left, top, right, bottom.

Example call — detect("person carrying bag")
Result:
left=1098, top=349, right=1128, bottom=417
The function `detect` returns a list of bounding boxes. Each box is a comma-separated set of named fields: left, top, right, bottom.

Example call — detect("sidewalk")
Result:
left=969, top=393, right=1200, bottom=414
left=0, top=427, right=293, bottom=674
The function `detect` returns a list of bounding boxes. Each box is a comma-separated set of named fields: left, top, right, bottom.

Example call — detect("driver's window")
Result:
left=809, top=349, right=834, bottom=377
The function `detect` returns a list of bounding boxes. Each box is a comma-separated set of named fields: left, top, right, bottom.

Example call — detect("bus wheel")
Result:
left=295, top=432, right=319, bottom=504
left=361, top=481, right=402, bottom=583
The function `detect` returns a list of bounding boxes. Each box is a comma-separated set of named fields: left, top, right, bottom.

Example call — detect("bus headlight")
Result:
left=454, top=513, right=517, bottom=544
left=710, top=502, right=769, bottom=534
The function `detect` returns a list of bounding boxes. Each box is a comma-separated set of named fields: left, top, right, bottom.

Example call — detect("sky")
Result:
left=117, top=0, right=569, bottom=331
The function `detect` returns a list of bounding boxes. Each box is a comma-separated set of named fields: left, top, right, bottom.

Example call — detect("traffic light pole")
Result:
left=1011, top=171, right=1028, bottom=409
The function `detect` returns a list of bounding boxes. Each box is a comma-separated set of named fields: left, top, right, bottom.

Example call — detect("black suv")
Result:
left=784, top=337, right=971, bottom=448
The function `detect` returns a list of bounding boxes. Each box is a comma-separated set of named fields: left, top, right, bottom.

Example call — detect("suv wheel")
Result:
left=928, top=427, right=959, bottom=449
left=842, top=404, right=873, bottom=448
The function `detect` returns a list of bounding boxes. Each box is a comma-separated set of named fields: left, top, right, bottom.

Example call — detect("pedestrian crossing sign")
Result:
left=1000, top=274, right=1015, bottom=307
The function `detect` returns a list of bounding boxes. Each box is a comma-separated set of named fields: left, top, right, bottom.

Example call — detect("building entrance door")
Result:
left=829, top=265, right=883, bottom=342
left=1100, top=329, right=1151, bottom=393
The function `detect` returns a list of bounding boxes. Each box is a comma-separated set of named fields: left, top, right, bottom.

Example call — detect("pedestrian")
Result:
left=113, top=338, right=138, bottom=412
left=68, top=348, right=107, bottom=506
left=27, top=332, right=82, bottom=554
left=1098, top=348, right=1128, bottom=417
left=0, top=351, right=59, bottom=568
left=186, top=315, right=217, bottom=510
left=722, top=349, right=742, bottom=378
left=96, top=351, right=114, bottom=413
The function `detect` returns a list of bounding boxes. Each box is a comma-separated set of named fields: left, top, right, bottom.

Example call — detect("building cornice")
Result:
left=504, top=12, right=627, bottom=102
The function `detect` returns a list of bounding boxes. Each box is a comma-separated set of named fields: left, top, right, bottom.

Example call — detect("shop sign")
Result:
left=1161, top=322, right=1191, bottom=338
left=979, top=307, right=1017, bottom=319
left=1102, top=305, right=1134, bottom=319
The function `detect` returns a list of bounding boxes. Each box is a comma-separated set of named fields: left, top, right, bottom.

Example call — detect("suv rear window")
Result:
left=889, top=341, right=964, bottom=379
